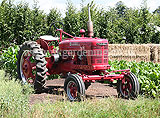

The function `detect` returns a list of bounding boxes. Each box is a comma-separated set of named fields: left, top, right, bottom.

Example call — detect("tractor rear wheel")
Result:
left=64, top=74, right=85, bottom=101
left=117, top=72, right=139, bottom=99
left=17, top=41, right=48, bottom=93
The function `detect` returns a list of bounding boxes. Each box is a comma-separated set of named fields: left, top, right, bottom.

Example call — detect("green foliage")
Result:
left=0, top=45, right=19, bottom=78
left=47, top=8, right=62, bottom=36
left=1, top=0, right=160, bottom=48
left=0, top=70, right=32, bottom=117
left=154, top=6, right=160, bottom=14
left=0, top=0, right=60, bottom=48
left=63, top=1, right=81, bottom=36
left=62, top=0, right=160, bottom=44
left=108, top=60, right=160, bottom=97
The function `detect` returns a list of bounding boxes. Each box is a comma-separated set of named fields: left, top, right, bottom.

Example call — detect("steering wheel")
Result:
left=48, top=21, right=64, bottom=35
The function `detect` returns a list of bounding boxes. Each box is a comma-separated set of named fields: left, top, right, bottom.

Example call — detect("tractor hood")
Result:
left=59, top=37, right=108, bottom=50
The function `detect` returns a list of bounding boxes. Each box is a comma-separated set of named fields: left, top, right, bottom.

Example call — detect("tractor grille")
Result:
left=91, top=45, right=108, bottom=65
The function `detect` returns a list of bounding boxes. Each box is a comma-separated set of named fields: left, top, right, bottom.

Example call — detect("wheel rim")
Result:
left=20, top=50, right=36, bottom=84
left=120, top=76, right=132, bottom=97
left=67, top=81, right=78, bottom=100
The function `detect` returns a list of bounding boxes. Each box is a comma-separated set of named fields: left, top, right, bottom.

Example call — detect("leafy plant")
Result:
left=0, top=45, right=19, bottom=78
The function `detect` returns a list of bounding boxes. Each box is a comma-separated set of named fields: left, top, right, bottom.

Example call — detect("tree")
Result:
left=153, top=6, right=160, bottom=14
left=115, top=1, right=127, bottom=17
left=63, top=0, right=80, bottom=36
left=47, top=8, right=62, bottom=36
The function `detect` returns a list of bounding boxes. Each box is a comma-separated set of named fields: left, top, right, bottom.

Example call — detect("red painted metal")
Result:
left=30, top=11, right=133, bottom=87
left=82, top=74, right=124, bottom=81
left=22, top=52, right=35, bottom=84
left=68, top=82, right=78, bottom=98
left=15, top=5, right=140, bottom=100
left=34, top=28, right=131, bottom=83
left=80, top=29, right=85, bottom=37
left=15, top=6, right=141, bottom=101
left=36, top=39, right=49, bottom=50
left=104, top=69, right=130, bottom=74
left=56, top=29, right=74, bottom=40
left=121, top=76, right=132, bottom=95
left=16, top=5, right=138, bottom=100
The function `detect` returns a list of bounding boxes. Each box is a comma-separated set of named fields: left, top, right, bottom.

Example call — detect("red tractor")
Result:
left=17, top=7, right=139, bottom=101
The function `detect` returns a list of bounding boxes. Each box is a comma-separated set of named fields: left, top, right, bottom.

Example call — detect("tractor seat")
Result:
left=40, top=35, right=59, bottom=41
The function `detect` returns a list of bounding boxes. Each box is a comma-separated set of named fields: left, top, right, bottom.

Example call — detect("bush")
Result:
left=0, top=0, right=160, bottom=48
left=0, top=45, right=19, bottom=78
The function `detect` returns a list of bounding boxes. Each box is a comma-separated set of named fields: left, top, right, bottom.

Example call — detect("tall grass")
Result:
left=0, top=70, right=33, bottom=118
left=0, top=70, right=159, bottom=118
left=30, top=97, right=159, bottom=118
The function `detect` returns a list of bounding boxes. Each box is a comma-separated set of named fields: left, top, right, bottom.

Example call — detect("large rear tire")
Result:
left=17, top=41, right=48, bottom=93
left=117, top=72, right=140, bottom=99
left=64, top=74, right=85, bottom=101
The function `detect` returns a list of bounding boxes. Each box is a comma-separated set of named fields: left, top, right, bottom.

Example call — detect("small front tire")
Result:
left=64, top=74, right=85, bottom=101
left=117, top=72, right=140, bottom=99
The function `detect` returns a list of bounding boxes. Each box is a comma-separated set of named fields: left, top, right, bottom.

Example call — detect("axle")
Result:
left=80, top=69, right=130, bottom=81
left=82, top=74, right=124, bottom=81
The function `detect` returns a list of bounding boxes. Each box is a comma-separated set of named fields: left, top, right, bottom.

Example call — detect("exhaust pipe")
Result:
left=87, top=6, right=94, bottom=38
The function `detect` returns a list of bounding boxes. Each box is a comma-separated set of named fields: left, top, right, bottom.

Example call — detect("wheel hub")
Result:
left=20, top=51, right=35, bottom=84
left=22, top=59, right=32, bottom=78
left=68, top=81, right=78, bottom=99
left=121, top=77, right=132, bottom=95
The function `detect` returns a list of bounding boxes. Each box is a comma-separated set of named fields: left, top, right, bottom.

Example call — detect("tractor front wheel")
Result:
left=117, top=72, right=139, bottom=99
left=64, top=74, right=85, bottom=101
left=17, top=41, right=48, bottom=93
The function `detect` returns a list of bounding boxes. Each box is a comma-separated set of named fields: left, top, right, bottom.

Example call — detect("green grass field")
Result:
left=0, top=70, right=159, bottom=118
left=30, top=97, right=159, bottom=118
